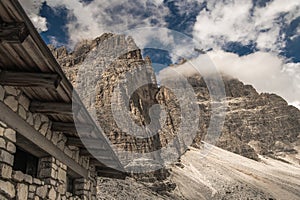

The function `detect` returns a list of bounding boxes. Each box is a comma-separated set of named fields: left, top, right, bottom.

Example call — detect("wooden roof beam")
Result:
left=51, top=122, right=94, bottom=134
left=79, top=148, right=109, bottom=156
left=66, top=137, right=106, bottom=149
left=96, top=167, right=126, bottom=179
left=90, top=158, right=119, bottom=168
left=0, top=71, right=61, bottom=89
left=30, top=101, right=79, bottom=115
left=0, top=21, right=29, bottom=43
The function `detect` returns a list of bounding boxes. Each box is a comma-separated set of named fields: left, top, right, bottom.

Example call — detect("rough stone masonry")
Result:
left=0, top=85, right=97, bottom=200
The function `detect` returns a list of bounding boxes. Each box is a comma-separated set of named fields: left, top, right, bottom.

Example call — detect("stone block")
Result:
left=29, top=185, right=36, bottom=192
left=65, top=192, right=71, bottom=198
left=61, top=163, right=67, bottom=171
left=46, top=130, right=52, bottom=140
left=52, top=163, right=58, bottom=171
left=34, top=114, right=42, bottom=130
left=51, top=133, right=59, bottom=145
left=0, top=163, right=12, bottom=179
left=57, top=140, right=65, bottom=151
left=6, top=141, right=16, bottom=154
left=0, top=149, right=14, bottom=165
left=4, top=96, right=18, bottom=112
left=33, top=178, right=42, bottom=185
left=19, top=95, right=30, bottom=110
left=24, top=174, right=33, bottom=184
left=16, top=183, right=28, bottom=200
left=0, top=85, right=4, bottom=101
left=57, top=168, right=66, bottom=183
left=36, top=185, right=48, bottom=199
left=56, top=193, right=61, bottom=200
left=0, top=121, right=7, bottom=128
left=38, top=168, right=56, bottom=179
left=47, top=187, right=57, bottom=200
left=64, top=147, right=73, bottom=158
left=40, top=115, right=49, bottom=123
left=28, top=192, right=35, bottom=199
left=26, top=113, right=34, bottom=126
left=34, top=195, right=40, bottom=200
left=0, top=180, right=15, bottom=198
left=39, top=123, right=49, bottom=136
left=4, top=86, right=18, bottom=96
left=0, top=138, right=6, bottom=149
left=4, top=128, right=16, bottom=143
left=44, top=178, right=57, bottom=186
left=18, top=105, right=27, bottom=120
left=12, top=171, right=25, bottom=182
left=57, top=184, right=66, bottom=194
left=0, top=127, right=4, bottom=137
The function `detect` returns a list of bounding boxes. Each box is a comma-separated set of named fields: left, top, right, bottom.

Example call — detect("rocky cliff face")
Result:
left=50, top=34, right=170, bottom=179
left=187, top=74, right=300, bottom=161
left=49, top=33, right=300, bottom=166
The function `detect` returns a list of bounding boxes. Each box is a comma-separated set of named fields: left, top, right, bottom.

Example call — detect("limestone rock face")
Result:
left=50, top=34, right=166, bottom=177
left=49, top=33, right=300, bottom=165
left=186, top=74, right=300, bottom=160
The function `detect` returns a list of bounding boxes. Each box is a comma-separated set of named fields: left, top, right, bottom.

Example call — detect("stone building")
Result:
left=0, top=0, right=124, bottom=199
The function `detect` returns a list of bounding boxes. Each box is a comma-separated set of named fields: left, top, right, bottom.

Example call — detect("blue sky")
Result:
left=34, top=0, right=300, bottom=61
left=21, top=0, right=300, bottom=107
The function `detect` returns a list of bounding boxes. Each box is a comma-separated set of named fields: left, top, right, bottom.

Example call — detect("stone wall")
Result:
left=0, top=85, right=97, bottom=199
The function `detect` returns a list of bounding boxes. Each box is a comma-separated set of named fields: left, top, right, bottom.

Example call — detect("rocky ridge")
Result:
left=49, top=33, right=300, bottom=163
left=48, top=33, right=300, bottom=198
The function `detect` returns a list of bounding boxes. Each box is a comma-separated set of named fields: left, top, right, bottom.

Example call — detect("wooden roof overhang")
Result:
left=0, top=0, right=125, bottom=179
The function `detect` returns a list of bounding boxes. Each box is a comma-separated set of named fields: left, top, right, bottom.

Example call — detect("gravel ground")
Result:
left=97, top=146, right=300, bottom=200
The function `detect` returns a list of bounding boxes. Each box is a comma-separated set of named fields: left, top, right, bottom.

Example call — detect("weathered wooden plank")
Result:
left=79, top=148, right=114, bottom=157
left=0, top=101, right=88, bottom=178
left=14, top=43, right=37, bottom=71
left=96, top=166, right=126, bottom=179
left=0, top=71, right=61, bottom=89
left=16, top=134, right=48, bottom=158
left=0, top=3, right=11, bottom=22
left=1, top=0, right=23, bottom=21
left=51, top=122, right=94, bottom=134
left=90, top=158, right=120, bottom=169
left=66, top=137, right=106, bottom=149
left=0, top=21, right=29, bottom=43
left=2, top=43, right=26, bottom=70
left=30, top=101, right=79, bottom=115
left=0, top=44, right=18, bottom=68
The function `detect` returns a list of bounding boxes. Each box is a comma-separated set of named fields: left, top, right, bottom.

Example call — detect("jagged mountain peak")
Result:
left=49, top=34, right=300, bottom=163
left=48, top=34, right=300, bottom=198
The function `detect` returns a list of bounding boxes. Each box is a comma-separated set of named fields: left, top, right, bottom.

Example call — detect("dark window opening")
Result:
left=67, top=174, right=75, bottom=194
left=13, top=147, right=39, bottom=178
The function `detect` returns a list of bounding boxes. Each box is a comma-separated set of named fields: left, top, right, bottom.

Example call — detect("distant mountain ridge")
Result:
left=48, top=33, right=300, bottom=165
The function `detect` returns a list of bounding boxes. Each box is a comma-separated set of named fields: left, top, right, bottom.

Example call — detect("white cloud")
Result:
left=127, top=27, right=199, bottom=63
left=22, top=0, right=169, bottom=47
left=159, top=50, right=300, bottom=107
left=290, top=26, right=300, bottom=40
left=20, top=0, right=48, bottom=32
left=209, top=51, right=300, bottom=104
left=193, top=0, right=300, bottom=52
left=20, top=0, right=300, bottom=107
left=190, top=0, right=300, bottom=107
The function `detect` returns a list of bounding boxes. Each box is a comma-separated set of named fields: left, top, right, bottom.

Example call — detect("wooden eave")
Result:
left=0, top=0, right=124, bottom=178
